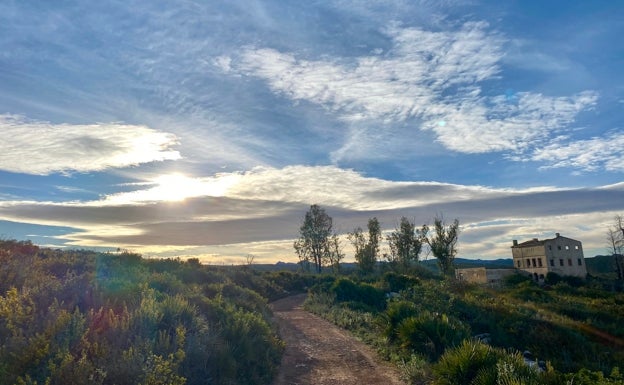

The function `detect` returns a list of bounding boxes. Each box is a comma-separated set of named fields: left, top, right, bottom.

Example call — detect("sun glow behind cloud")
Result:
left=102, top=173, right=243, bottom=204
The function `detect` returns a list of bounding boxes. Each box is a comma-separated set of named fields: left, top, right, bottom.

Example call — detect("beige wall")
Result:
left=511, top=235, right=587, bottom=279
left=456, top=267, right=516, bottom=285
left=543, top=237, right=587, bottom=277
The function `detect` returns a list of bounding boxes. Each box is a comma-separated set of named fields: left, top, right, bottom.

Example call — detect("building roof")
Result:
left=511, top=233, right=581, bottom=248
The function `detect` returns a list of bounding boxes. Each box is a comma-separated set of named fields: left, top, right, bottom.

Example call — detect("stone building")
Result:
left=511, top=233, right=587, bottom=282
left=455, top=267, right=516, bottom=285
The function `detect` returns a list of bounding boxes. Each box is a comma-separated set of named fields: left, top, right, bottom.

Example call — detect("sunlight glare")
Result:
left=152, top=173, right=239, bottom=202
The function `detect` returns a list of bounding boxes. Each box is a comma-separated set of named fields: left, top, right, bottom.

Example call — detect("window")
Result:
left=550, top=259, right=554, bottom=267
left=575, top=245, right=579, bottom=250
left=557, top=245, right=562, bottom=250
left=565, top=245, right=569, bottom=250
left=517, top=260, right=521, bottom=268
left=532, top=258, right=537, bottom=267
left=538, top=258, right=543, bottom=267
left=568, top=258, right=572, bottom=266
left=548, top=245, right=552, bottom=250
left=578, top=258, right=583, bottom=266
left=559, top=259, right=564, bottom=266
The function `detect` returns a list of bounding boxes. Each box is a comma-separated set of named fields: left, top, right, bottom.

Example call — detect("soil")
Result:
left=270, top=294, right=405, bottom=385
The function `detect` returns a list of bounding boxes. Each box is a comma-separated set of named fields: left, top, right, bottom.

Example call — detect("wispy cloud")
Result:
left=531, top=131, right=624, bottom=172
left=0, top=114, right=181, bottom=175
left=226, top=21, right=599, bottom=165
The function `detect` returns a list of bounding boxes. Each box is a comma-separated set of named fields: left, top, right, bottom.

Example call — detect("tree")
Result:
left=386, top=217, right=422, bottom=270
left=293, top=204, right=340, bottom=273
left=327, top=234, right=344, bottom=274
left=421, top=217, right=459, bottom=276
left=348, top=217, right=381, bottom=274
left=607, top=215, right=624, bottom=281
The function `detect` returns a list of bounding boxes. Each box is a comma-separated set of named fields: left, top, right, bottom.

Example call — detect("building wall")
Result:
left=455, top=267, right=516, bottom=285
left=543, top=237, right=587, bottom=277
left=512, top=242, right=549, bottom=281
left=511, top=234, right=587, bottom=280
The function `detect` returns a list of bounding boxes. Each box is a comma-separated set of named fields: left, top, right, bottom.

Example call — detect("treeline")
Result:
left=305, top=271, right=624, bottom=384
left=294, top=204, right=459, bottom=275
left=0, top=239, right=312, bottom=385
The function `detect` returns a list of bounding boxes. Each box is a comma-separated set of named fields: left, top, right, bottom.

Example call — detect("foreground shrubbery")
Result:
left=304, top=268, right=624, bottom=384
left=0, top=240, right=293, bottom=385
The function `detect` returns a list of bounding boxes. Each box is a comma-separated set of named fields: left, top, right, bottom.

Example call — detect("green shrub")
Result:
left=382, top=272, right=419, bottom=292
left=397, top=312, right=470, bottom=361
left=504, top=273, right=533, bottom=287
left=433, top=339, right=498, bottom=385
left=381, top=300, right=419, bottom=340
left=329, top=278, right=386, bottom=310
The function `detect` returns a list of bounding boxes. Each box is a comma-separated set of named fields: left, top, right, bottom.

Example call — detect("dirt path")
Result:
left=270, top=294, right=405, bottom=385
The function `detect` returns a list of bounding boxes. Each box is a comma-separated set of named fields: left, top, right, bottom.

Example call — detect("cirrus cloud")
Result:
left=224, top=21, right=599, bottom=164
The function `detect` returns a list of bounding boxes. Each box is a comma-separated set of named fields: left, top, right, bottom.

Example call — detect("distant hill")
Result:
left=585, top=254, right=621, bottom=277
left=254, top=258, right=514, bottom=272
left=421, top=257, right=513, bottom=269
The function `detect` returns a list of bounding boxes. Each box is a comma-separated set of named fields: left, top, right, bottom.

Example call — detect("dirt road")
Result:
left=270, top=294, right=405, bottom=385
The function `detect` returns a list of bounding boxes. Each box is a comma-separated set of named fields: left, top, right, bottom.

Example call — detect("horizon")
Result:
left=1, top=1, right=623, bottom=264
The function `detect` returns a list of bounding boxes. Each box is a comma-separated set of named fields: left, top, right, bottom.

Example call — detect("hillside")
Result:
left=0, top=239, right=308, bottom=385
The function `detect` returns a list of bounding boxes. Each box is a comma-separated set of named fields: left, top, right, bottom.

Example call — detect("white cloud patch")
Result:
left=227, top=21, right=599, bottom=164
left=0, top=114, right=181, bottom=175
left=531, top=131, right=624, bottom=172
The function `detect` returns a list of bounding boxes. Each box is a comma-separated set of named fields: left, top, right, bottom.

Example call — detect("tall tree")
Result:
left=348, top=217, right=381, bottom=274
left=327, top=233, right=344, bottom=274
left=421, top=217, right=460, bottom=276
left=608, top=215, right=624, bottom=281
left=386, top=217, right=422, bottom=270
left=293, top=204, right=336, bottom=273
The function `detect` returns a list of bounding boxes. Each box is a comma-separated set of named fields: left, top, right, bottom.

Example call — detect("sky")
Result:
left=1, top=0, right=623, bottom=264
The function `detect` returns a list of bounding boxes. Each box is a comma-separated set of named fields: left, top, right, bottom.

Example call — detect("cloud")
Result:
left=0, top=166, right=622, bottom=260
left=226, top=21, right=599, bottom=164
left=531, top=131, right=624, bottom=172
left=0, top=114, right=181, bottom=175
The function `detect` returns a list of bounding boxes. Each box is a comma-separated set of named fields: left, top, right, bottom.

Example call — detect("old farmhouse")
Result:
left=511, top=233, right=587, bottom=282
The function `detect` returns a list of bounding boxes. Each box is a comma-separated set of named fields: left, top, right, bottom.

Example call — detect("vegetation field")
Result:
left=303, top=267, right=624, bottom=384
left=0, top=239, right=313, bottom=385
left=2, top=238, right=624, bottom=384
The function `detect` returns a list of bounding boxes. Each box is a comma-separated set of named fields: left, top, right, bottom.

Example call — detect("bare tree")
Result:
left=421, top=216, right=460, bottom=276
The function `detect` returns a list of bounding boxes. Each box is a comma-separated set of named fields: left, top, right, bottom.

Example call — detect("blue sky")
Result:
left=1, top=0, right=623, bottom=263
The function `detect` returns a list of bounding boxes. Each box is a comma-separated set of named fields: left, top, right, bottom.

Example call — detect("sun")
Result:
left=150, top=172, right=240, bottom=202
left=152, top=173, right=205, bottom=201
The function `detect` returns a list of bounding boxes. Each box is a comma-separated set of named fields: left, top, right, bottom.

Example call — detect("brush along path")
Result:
left=271, top=294, right=405, bottom=385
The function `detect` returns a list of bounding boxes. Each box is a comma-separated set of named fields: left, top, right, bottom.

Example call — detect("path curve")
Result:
left=271, top=294, right=405, bottom=385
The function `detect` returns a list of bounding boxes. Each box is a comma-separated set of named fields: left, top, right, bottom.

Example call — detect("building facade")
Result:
left=455, top=267, right=516, bottom=285
left=511, top=233, right=587, bottom=281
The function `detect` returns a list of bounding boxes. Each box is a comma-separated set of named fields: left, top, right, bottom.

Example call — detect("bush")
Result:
left=504, top=272, right=533, bottom=287
left=329, top=278, right=386, bottom=310
left=381, top=300, right=419, bottom=341
left=396, top=312, right=470, bottom=361
left=382, top=272, right=419, bottom=292
left=433, top=340, right=550, bottom=385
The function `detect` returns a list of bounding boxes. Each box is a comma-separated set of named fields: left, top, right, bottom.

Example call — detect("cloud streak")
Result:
left=0, top=166, right=622, bottom=260
left=0, top=114, right=181, bottom=175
